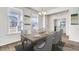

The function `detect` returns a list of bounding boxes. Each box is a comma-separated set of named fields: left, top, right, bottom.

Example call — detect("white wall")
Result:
left=48, top=11, right=69, bottom=34
left=18, top=7, right=38, bottom=34
left=45, top=15, right=49, bottom=31
left=68, top=8, right=79, bottom=42
left=38, top=15, right=43, bottom=29
left=0, top=7, right=38, bottom=46
left=48, top=7, right=79, bottom=42
left=0, top=7, right=21, bottom=46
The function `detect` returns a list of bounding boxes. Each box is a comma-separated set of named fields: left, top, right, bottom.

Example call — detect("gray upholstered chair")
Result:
left=51, top=31, right=60, bottom=50
left=21, top=35, right=33, bottom=51
left=34, top=34, right=56, bottom=51
left=53, top=30, right=63, bottom=51
left=34, top=30, right=63, bottom=51
left=21, top=30, right=33, bottom=51
left=57, top=30, right=65, bottom=51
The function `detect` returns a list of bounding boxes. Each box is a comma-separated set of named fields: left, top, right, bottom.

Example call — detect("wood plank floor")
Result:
left=0, top=41, right=22, bottom=51
left=62, top=34, right=79, bottom=51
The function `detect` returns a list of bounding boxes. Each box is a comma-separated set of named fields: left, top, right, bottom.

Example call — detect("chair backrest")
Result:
left=42, top=34, right=55, bottom=51
left=21, top=30, right=28, bottom=43
left=44, top=31, right=62, bottom=50
left=34, top=31, right=63, bottom=51
left=54, top=30, right=63, bottom=42
left=56, top=30, right=63, bottom=42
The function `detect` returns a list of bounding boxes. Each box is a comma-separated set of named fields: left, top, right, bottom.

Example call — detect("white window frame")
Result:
left=31, top=14, right=39, bottom=32
left=7, top=7, right=23, bottom=34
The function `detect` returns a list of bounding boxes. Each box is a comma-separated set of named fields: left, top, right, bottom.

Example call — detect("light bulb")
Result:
left=38, top=11, right=47, bottom=15
left=42, top=11, right=46, bottom=15
left=43, top=12, right=46, bottom=15
left=38, top=12, right=41, bottom=15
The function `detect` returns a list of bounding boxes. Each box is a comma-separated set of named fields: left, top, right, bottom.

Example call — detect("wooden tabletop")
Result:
left=22, top=32, right=53, bottom=43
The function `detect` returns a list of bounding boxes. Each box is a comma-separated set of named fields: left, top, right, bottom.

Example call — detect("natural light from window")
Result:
left=32, top=15, right=39, bottom=33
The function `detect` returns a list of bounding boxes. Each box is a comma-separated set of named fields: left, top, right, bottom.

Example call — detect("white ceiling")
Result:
left=31, top=7, right=57, bottom=12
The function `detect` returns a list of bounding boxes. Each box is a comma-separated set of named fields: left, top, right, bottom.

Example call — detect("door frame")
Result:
left=54, top=18, right=66, bottom=33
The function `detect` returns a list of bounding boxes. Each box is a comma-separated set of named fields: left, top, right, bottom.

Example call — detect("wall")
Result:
left=68, top=8, right=79, bottom=42
left=18, top=7, right=38, bottom=34
left=0, top=7, right=38, bottom=46
left=45, top=15, right=49, bottom=31
left=48, top=11, right=69, bottom=34
left=0, top=7, right=21, bottom=46
left=38, top=15, right=43, bottom=29
left=48, top=7, right=79, bottom=42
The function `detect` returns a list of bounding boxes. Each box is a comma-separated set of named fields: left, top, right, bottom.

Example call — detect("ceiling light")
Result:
left=38, top=12, right=42, bottom=15
left=38, top=8, right=47, bottom=15
left=43, top=12, right=46, bottom=15
left=38, top=11, right=47, bottom=15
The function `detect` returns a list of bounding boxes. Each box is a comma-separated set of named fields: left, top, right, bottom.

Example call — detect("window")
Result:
left=32, top=15, right=39, bottom=33
left=8, top=8, right=23, bottom=34
left=71, top=14, right=78, bottom=25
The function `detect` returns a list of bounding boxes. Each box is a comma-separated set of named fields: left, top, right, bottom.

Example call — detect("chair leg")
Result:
left=22, top=42, right=24, bottom=50
left=52, top=44, right=56, bottom=51
left=52, top=44, right=59, bottom=51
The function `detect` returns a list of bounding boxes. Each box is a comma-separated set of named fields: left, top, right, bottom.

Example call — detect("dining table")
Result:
left=21, top=31, right=63, bottom=51
left=21, top=31, right=54, bottom=43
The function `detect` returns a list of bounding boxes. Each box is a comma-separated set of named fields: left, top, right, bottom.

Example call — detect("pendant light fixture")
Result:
left=38, top=8, right=47, bottom=15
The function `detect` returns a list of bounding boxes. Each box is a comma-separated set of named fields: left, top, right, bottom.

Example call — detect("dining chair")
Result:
left=34, top=30, right=63, bottom=51
left=20, top=30, right=33, bottom=51
left=51, top=31, right=60, bottom=50
left=21, top=35, right=33, bottom=51
left=57, top=30, right=65, bottom=51
left=52, top=30, right=64, bottom=51
left=33, top=34, right=56, bottom=51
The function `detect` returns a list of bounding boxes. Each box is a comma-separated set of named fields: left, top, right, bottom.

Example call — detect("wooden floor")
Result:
left=0, top=34, right=79, bottom=51
left=61, top=34, right=79, bottom=51
left=0, top=41, right=22, bottom=51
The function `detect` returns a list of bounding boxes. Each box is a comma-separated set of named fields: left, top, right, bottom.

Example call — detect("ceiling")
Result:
left=31, top=7, right=57, bottom=12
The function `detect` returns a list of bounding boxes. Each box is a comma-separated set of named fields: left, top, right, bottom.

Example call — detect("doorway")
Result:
left=54, top=18, right=66, bottom=33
